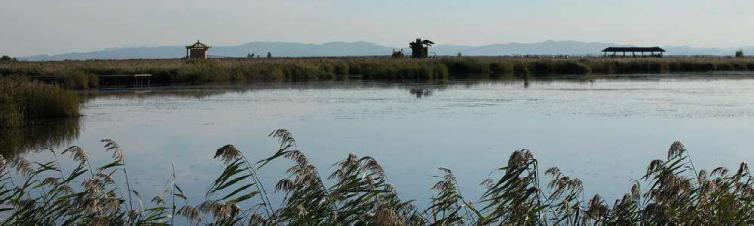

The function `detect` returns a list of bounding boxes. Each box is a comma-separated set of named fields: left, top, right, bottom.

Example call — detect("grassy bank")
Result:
left=3, top=57, right=754, bottom=88
left=1, top=130, right=753, bottom=225
left=0, top=77, right=80, bottom=128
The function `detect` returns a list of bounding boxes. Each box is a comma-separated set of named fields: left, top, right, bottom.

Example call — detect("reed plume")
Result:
left=1, top=131, right=754, bottom=225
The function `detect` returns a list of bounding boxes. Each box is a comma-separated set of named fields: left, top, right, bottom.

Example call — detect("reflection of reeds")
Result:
left=5, top=57, right=754, bottom=88
left=0, top=118, right=80, bottom=156
left=1, top=130, right=754, bottom=224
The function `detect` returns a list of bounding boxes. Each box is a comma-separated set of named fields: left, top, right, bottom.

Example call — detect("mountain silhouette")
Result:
left=20, top=40, right=746, bottom=61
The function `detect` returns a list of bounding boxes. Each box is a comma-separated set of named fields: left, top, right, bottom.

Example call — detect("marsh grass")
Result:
left=0, top=77, right=80, bottom=129
left=1, top=130, right=754, bottom=225
left=4, top=57, right=754, bottom=88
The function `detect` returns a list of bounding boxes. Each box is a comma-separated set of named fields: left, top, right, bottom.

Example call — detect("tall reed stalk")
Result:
left=1, top=130, right=754, bottom=225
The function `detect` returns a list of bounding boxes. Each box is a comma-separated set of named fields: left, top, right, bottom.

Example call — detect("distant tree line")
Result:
left=244, top=52, right=273, bottom=59
left=0, top=55, right=17, bottom=62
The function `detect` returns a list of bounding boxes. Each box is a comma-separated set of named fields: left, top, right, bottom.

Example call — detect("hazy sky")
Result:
left=2, top=0, right=754, bottom=56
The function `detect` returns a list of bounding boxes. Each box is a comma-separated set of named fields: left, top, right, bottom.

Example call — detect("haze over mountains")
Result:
left=20, top=40, right=748, bottom=61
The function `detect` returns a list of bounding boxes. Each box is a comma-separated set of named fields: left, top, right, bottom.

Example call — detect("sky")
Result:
left=2, top=0, right=754, bottom=56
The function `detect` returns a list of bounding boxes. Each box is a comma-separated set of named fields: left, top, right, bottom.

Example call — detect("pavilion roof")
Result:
left=186, top=40, right=210, bottom=49
left=602, top=47, right=665, bottom=52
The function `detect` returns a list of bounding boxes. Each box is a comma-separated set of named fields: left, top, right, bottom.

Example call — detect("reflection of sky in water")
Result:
left=20, top=77, right=754, bottom=210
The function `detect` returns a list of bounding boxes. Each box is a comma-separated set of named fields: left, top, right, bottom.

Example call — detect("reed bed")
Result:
left=3, top=57, right=754, bottom=88
left=0, top=77, right=80, bottom=129
left=1, top=129, right=753, bottom=225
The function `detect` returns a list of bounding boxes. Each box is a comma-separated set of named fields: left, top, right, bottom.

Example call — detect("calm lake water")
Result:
left=9, top=75, right=754, bottom=208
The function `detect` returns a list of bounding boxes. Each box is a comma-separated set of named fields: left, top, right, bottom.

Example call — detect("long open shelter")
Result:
left=602, top=47, right=665, bottom=58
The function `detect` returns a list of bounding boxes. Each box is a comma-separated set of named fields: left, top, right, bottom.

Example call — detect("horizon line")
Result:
left=19, top=39, right=750, bottom=58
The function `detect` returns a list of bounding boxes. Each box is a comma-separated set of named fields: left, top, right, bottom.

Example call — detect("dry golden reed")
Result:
left=1, top=130, right=754, bottom=225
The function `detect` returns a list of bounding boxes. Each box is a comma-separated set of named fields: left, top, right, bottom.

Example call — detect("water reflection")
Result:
left=409, top=88, right=433, bottom=98
left=75, top=75, right=740, bottom=103
left=79, top=88, right=234, bottom=100
left=13, top=75, right=754, bottom=211
left=80, top=81, right=464, bottom=100
left=73, top=78, right=613, bottom=101
left=0, top=118, right=81, bottom=157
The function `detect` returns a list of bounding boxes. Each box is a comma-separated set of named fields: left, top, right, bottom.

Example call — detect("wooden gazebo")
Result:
left=409, top=38, right=434, bottom=58
left=602, top=47, right=665, bottom=58
left=186, top=40, right=210, bottom=59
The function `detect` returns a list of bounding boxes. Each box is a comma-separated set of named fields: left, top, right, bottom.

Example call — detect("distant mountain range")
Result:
left=19, top=40, right=750, bottom=61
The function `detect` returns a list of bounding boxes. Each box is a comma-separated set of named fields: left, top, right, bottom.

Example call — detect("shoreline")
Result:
left=2, top=56, right=754, bottom=89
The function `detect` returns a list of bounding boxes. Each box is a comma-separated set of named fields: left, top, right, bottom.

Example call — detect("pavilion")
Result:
left=409, top=38, right=434, bottom=58
left=186, top=40, right=210, bottom=59
left=602, top=47, right=665, bottom=58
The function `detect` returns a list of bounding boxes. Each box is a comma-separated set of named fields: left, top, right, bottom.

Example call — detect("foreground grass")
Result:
left=3, top=57, right=754, bottom=88
left=0, top=77, right=80, bottom=128
left=1, top=129, right=753, bottom=225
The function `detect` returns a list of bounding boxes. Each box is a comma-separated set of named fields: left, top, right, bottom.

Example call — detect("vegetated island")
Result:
left=2, top=56, right=754, bottom=89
